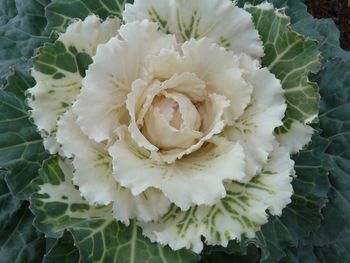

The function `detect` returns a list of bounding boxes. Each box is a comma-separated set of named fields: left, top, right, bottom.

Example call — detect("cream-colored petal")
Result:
left=163, top=91, right=201, bottom=130
left=181, top=38, right=254, bottom=123
left=149, top=38, right=253, bottom=123
left=123, top=0, right=263, bottom=58
left=109, top=128, right=245, bottom=210
left=147, top=48, right=183, bottom=80
left=161, top=72, right=207, bottom=102
left=127, top=79, right=159, bottom=152
left=136, top=72, right=206, bottom=126
left=225, top=68, right=286, bottom=178
left=73, top=20, right=177, bottom=143
left=140, top=146, right=294, bottom=253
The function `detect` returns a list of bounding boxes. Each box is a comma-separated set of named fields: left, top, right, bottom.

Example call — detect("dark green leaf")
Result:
left=277, top=2, right=350, bottom=261
left=33, top=41, right=92, bottom=77
left=43, top=231, right=79, bottom=263
left=252, top=136, right=330, bottom=262
left=46, top=0, right=133, bottom=33
left=0, top=70, right=48, bottom=199
left=285, top=1, right=350, bottom=60
left=280, top=243, right=317, bottom=263
left=310, top=57, right=350, bottom=245
left=314, top=231, right=350, bottom=263
left=200, top=244, right=259, bottom=263
left=0, top=0, right=51, bottom=81
left=0, top=170, right=46, bottom=263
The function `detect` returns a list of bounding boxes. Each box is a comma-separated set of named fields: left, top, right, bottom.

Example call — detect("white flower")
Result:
left=27, top=0, right=303, bottom=253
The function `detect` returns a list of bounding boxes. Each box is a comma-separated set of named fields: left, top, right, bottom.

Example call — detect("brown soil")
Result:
left=305, top=0, right=350, bottom=50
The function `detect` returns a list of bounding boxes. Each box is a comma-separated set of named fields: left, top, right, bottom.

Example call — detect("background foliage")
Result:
left=0, top=0, right=349, bottom=262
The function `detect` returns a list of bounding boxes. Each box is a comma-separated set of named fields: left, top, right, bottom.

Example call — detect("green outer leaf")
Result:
left=0, top=70, right=49, bottom=199
left=204, top=3, right=328, bottom=261
left=46, top=0, right=133, bottom=33
left=252, top=136, right=330, bottom=262
left=0, top=0, right=51, bottom=80
left=33, top=41, right=92, bottom=78
left=259, top=1, right=350, bottom=261
left=313, top=231, right=350, bottom=263
left=285, top=1, right=350, bottom=60
left=245, top=5, right=320, bottom=134
left=207, top=135, right=330, bottom=263
left=31, top=156, right=199, bottom=263
left=200, top=244, right=259, bottom=263
left=277, top=1, right=350, bottom=260
left=309, top=57, right=350, bottom=245
left=281, top=230, right=350, bottom=263
left=280, top=243, right=317, bottom=263
left=71, top=219, right=199, bottom=263
left=281, top=231, right=350, bottom=263
left=43, top=231, right=79, bottom=263
left=0, top=170, right=46, bottom=263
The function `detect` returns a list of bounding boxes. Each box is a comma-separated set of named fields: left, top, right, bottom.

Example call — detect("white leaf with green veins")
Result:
left=140, top=146, right=294, bottom=253
left=123, top=0, right=264, bottom=58
left=30, top=157, right=199, bottom=262
left=56, top=110, right=172, bottom=224
left=27, top=15, right=120, bottom=154
left=109, top=126, right=247, bottom=211
left=244, top=3, right=320, bottom=153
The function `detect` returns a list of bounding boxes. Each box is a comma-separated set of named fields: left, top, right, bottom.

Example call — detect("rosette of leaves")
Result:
left=0, top=0, right=349, bottom=262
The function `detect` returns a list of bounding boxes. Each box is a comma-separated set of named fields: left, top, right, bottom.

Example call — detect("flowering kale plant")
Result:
left=0, top=0, right=349, bottom=262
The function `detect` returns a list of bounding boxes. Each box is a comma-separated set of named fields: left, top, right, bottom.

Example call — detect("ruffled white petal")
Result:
left=140, top=146, right=294, bottom=253
left=28, top=15, right=120, bottom=154
left=73, top=20, right=177, bottom=143
left=123, top=0, right=263, bottom=58
left=56, top=110, right=170, bottom=222
left=28, top=70, right=82, bottom=134
left=163, top=92, right=201, bottom=130
left=113, top=187, right=171, bottom=224
left=109, top=127, right=246, bottom=210
left=162, top=72, right=207, bottom=103
left=127, top=79, right=160, bottom=151
left=277, top=121, right=314, bottom=153
left=225, top=68, right=286, bottom=178
left=58, top=15, right=120, bottom=56
left=42, top=132, right=62, bottom=155
left=135, top=72, right=206, bottom=127
left=56, top=110, right=118, bottom=205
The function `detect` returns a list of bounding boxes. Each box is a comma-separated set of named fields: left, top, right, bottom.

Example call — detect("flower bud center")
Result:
left=153, top=96, right=183, bottom=130
left=142, top=92, right=202, bottom=150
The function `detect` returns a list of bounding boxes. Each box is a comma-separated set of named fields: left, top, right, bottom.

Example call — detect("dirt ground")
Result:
left=305, top=0, right=350, bottom=50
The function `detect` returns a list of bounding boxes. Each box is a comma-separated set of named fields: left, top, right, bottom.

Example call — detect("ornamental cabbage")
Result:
left=27, top=0, right=318, bottom=253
